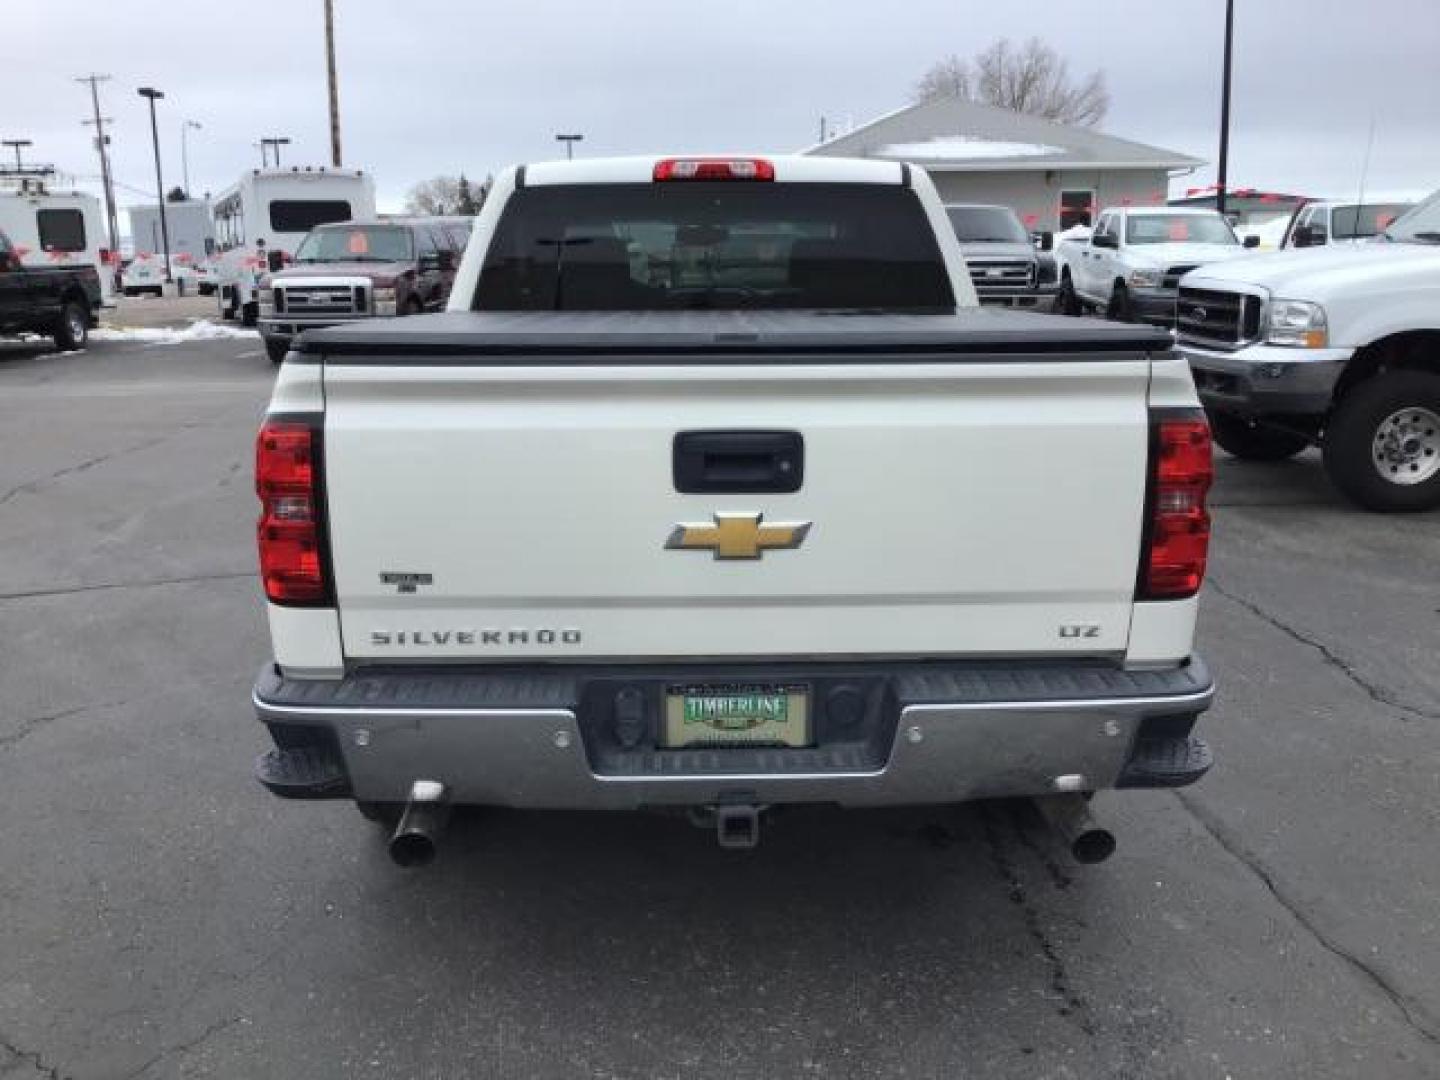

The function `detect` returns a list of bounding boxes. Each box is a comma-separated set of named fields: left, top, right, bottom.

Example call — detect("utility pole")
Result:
left=181, top=119, right=202, bottom=197
left=556, top=134, right=583, bottom=160
left=2, top=139, right=31, bottom=169
left=76, top=75, right=121, bottom=259
left=324, top=0, right=342, bottom=166
left=137, top=87, right=173, bottom=284
left=1216, top=0, right=1235, bottom=218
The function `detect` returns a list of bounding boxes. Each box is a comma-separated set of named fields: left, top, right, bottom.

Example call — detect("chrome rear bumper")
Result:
left=254, top=658, right=1215, bottom=808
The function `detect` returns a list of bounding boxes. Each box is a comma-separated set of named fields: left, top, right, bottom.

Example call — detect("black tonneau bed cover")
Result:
left=294, top=309, right=1173, bottom=362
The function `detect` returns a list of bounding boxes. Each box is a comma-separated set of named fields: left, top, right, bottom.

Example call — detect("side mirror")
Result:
left=1243, top=234, right=1261, bottom=249
left=1292, top=225, right=1326, bottom=248
left=1091, top=233, right=1118, bottom=250
left=267, top=249, right=285, bottom=272
left=1032, top=230, right=1054, bottom=252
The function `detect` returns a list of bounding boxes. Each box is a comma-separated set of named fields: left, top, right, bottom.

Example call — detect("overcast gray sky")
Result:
left=7, top=0, right=1439, bottom=221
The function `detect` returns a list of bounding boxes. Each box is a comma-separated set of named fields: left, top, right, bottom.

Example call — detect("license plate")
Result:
left=663, top=684, right=810, bottom=748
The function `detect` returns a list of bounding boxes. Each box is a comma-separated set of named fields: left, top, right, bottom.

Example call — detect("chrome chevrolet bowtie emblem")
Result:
left=1191, top=306, right=1208, bottom=322
left=665, top=512, right=812, bottom=560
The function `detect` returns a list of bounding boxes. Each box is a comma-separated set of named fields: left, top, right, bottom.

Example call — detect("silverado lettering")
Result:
left=370, top=630, right=581, bottom=646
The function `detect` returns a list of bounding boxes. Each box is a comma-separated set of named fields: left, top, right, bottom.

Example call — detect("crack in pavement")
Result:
left=0, top=571, right=253, bottom=603
left=981, top=805, right=1097, bottom=1038
left=0, top=1031, right=71, bottom=1080
left=0, top=424, right=206, bottom=508
left=1207, top=575, right=1440, bottom=722
left=120, top=1015, right=246, bottom=1080
left=1176, top=791, right=1440, bottom=1048
left=0, top=697, right=133, bottom=752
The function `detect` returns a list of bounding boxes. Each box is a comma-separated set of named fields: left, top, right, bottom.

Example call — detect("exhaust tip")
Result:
left=389, top=830, right=438, bottom=868
left=1071, top=828, right=1117, bottom=865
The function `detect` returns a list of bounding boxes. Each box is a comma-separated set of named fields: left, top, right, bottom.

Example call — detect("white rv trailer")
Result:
left=123, top=199, right=216, bottom=296
left=0, top=179, right=117, bottom=304
left=212, top=166, right=376, bottom=322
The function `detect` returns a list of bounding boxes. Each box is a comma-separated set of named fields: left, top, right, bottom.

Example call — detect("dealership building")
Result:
left=804, top=98, right=1204, bottom=232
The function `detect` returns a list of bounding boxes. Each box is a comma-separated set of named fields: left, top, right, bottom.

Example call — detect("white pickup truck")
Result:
left=1179, top=188, right=1440, bottom=511
left=251, top=155, right=1216, bottom=867
left=1056, top=207, right=1258, bottom=324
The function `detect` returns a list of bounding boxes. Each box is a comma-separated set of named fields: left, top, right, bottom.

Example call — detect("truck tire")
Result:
left=1107, top=282, right=1133, bottom=322
left=1209, top=411, right=1311, bottom=461
left=1323, top=371, right=1440, bottom=511
left=1058, top=272, right=1082, bottom=316
left=264, top=338, right=289, bottom=365
left=52, top=300, right=89, bottom=351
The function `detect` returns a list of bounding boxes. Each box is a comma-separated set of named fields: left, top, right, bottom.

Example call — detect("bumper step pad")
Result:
left=1117, top=735, right=1213, bottom=789
left=255, top=746, right=351, bottom=800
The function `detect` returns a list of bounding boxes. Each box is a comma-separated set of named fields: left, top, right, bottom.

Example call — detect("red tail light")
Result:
left=653, top=157, right=775, bottom=182
left=255, top=417, right=330, bottom=605
left=1140, top=416, right=1213, bottom=600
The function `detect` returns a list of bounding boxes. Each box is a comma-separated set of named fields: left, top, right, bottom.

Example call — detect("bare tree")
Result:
left=913, top=36, right=1109, bottom=127
left=404, top=175, right=461, bottom=216
left=912, top=54, right=971, bottom=103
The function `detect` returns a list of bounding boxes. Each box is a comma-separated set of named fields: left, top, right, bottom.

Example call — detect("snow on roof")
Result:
left=877, top=137, right=1064, bottom=161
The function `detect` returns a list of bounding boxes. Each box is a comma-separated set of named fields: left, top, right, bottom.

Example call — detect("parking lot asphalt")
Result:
left=1, top=333, right=1438, bottom=1080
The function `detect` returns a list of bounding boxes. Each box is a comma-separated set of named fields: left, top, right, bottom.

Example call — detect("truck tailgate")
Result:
left=312, top=312, right=1164, bottom=661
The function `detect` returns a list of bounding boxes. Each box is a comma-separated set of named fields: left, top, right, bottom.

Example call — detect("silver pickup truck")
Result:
left=944, top=203, right=1057, bottom=309
left=251, top=155, right=1216, bottom=868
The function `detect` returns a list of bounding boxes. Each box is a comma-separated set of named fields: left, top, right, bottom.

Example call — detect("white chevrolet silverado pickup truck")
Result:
left=251, top=155, right=1216, bottom=867
left=1179, top=188, right=1440, bottom=511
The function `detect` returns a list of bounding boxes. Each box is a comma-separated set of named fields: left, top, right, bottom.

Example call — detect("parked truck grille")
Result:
left=276, top=285, right=367, bottom=317
left=1176, top=286, right=1261, bottom=348
left=967, top=260, right=1034, bottom=291
left=1162, top=264, right=1200, bottom=290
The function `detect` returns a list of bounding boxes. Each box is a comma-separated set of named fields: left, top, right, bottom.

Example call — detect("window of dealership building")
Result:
left=803, top=97, right=1204, bottom=232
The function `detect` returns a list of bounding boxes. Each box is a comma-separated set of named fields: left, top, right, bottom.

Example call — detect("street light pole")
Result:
left=1216, top=0, right=1235, bottom=218
left=181, top=119, right=202, bottom=197
left=137, top=87, right=173, bottom=284
left=555, top=133, right=583, bottom=160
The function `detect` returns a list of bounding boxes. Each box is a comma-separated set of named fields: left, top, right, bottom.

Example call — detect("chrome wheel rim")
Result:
left=68, top=310, right=85, bottom=341
left=1373, top=406, right=1440, bottom=485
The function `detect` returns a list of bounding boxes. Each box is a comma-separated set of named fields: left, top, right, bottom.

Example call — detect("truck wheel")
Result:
left=241, top=302, right=259, bottom=327
left=1107, top=282, right=1133, bottom=322
left=52, top=301, right=89, bottom=351
left=1209, top=411, right=1311, bottom=461
left=1058, top=273, right=1082, bottom=316
left=1323, top=371, right=1440, bottom=511
left=264, top=338, right=289, bottom=365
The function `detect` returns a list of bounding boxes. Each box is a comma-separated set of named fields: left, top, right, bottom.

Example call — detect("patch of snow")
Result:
left=878, top=137, right=1064, bottom=161
left=1058, top=224, right=1093, bottom=241
left=91, top=319, right=259, bottom=346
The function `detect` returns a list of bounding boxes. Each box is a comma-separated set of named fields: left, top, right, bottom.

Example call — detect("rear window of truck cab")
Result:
left=474, top=183, right=954, bottom=311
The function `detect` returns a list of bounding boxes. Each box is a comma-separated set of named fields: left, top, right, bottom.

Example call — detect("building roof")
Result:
left=804, top=98, right=1204, bottom=172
